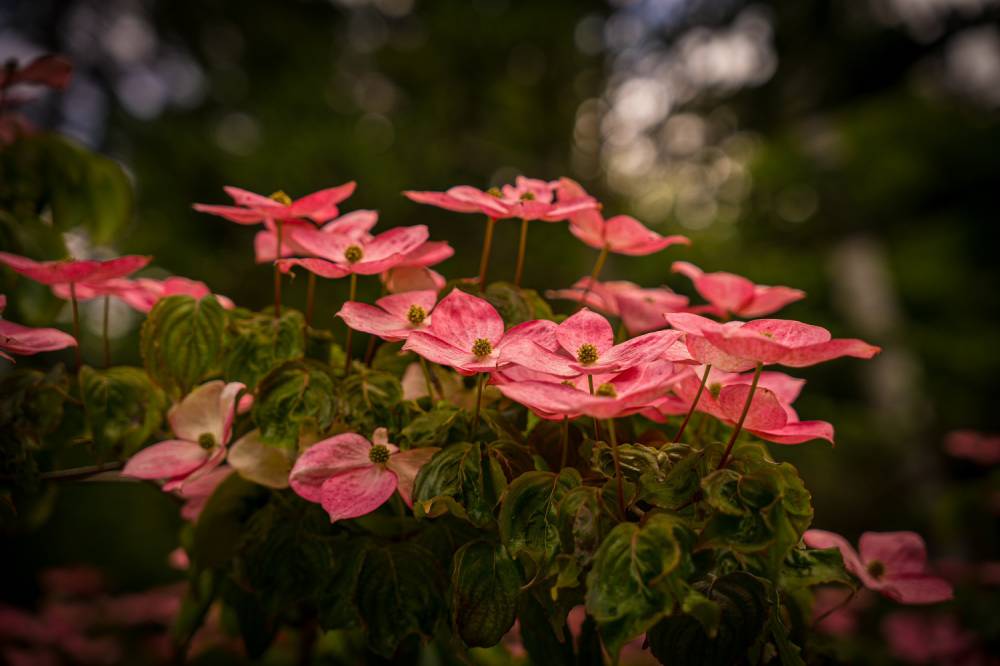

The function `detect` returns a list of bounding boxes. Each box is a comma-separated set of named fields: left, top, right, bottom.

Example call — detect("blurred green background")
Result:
left=2, top=0, right=998, bottom=653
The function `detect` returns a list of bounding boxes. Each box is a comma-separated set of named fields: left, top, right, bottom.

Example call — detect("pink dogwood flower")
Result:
left=254, top=209, right=378, bottom=262
left=122, top=381, right=245, bottom=491
left=276, top=225, right=429, bottom=278
left=0, top=252, right=151, bottom=287
left=804, top=530, right=954, bottom=604
left=337, top=290, right=438, bottom=342
left=51, top=276, right=234, bottom=312
left=665, top=312, right=880, bottom=372
left=558, top=179, right=689, bottom=255
left=882, top=612, right=979, bottom=665
left=943, top=430, right=1000, bottom=466
left=0, top=295, right=77, bottom=361
left=193, top=183, right=355, bottom=225
left=672, top=261, right=805, bottom=319
left=383, top=265, right=447, bottom=293
left=178, top=466, right=235, bottom=521
left=548, top=278, right=689, bottom=335
left=289, top=428, right=439, bottom=522
left=404, top=176, right=598, bottom=222
left=0, top=54, right=72, bottom=91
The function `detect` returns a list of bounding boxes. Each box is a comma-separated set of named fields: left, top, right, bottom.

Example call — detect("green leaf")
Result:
left=413, top=442, right=507, bottom=527
left=79, top=366, right=166, bottom=458
left=191, top=474, right=268, bottom=570
left=780, top=547, right=854, bottom=591
left=356, top=541, right=445, bottom=657
left=451, top=540, right=520, bottom=647
left=221, top=580, right=277, bottom=658
left=639, top=443, right=714, bottom=509
left=318, top=537, right=372, bottom=630
left=584, top=513, right=699, bottom=660
left=592, top=441, right=668, bottom=483
left=141, top=295, right=225, bottom=397
left=516, top=589, right=575, bottom=666
left=499, top=469, right=581, bottom=580
left=646, top=572, right=770, bottom=666
left=768, top=600, right=807, bottom=666
left=400, top=404, right=465, bottom=448
left=227, top=430, right=293, bottom=488
left=557, top=485, right=616, bottom=568
left=336, top=368, right=404, bottom=432
left=252, top=360, right=336, bottom=450
left=527, top=418, right=585, bottom=472
left=222, top=308, right=305, bottom=389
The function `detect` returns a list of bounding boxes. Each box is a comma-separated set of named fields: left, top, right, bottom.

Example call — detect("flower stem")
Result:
left=69, top=282, right=81, bottom=371
left=305, top=272, right=316, bottom=326
left=576, top=245, right=609, bottom=311
left=478, top=217, right=497, bottom=291
left=513, top=218, right=529, bottom=287
left=102, top=295, right=111, bottom=368
left=472, top=372, right=486, bottom=432
left=606, top=418, right=626, bottom=517
left=343, top=273, right=357, bottom=373
left=561, top=416, right=570, bottom=468
left=419, top=357, right=437, bottom=403
left=717, top=362, right=763, bottom=469
left=40, top=461, right=124, bottom=481
left=273, top=220, right=284, bottom=318
left=673, top=364, right=712, bottom=443
left=588, top=375, right=602, bottom=441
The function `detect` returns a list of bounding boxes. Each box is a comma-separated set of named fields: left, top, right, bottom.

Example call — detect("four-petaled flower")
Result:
left=547, top=277, right=689, bottom=334
left=254, top=209, right=378, bottom=262
left=0, top=294, right=77, bottom=361
left=804, top=530, right=954, bottom=604
left=193, top=184, right=355, bottom=225
left=404, top=175, right=598, bottom=222
left=122, top=381, right=245, bottom=491
left=289, top=428, right=439, bottom=522
left=276, top=225, right=430, bottom=278
left=337, top=289, right=438, bottom=342
left=672, top=261, right=805, bottom=319
left=0, top=252, right=151, bottom=287
left=51, top=276, right=234, bottom=312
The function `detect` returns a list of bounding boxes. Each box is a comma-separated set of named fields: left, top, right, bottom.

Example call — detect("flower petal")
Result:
left=426, top=289, right=504, bottom=352
left=859, top=532, right=929, bottom=577
left=748, top=419, right=834, bottom=445
left=605, top=215, right=688, bottom=256
left=804, top=530, right=873, bottom=587
left=227, top=430, right=292, bottom=489
left=289, top=433, right=373, bottom=503
left=168, top=381, right=244, bottom=445
left=320, top=465, right=397, bottom=522
left=386, top=448, right=440, bottom=507
left=0, top=319, right=77, bottom=356
left=883, top=576, right=954, bottom=605
left=556, top=308, right=614, bottom=358
left=718, top=384, right=789, bottom=431
left=403, top=331, right=487, bottom=375
left=579, top=330, right=684, bottom=374
left=742, top=285, right=806, bottom=318
left=362, top=225, right=430, bottom=263
left=122, top=440, right=209, bottom=480
left=337, top=301, right=416, bottom=342
left=276, top=258, right=351, bottom=279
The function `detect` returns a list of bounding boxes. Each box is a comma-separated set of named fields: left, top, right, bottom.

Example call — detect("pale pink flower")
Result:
left=804, top=530, right=953, bottom=604
left=548, top=277, right=689, bottom=335
left=52, top=276, right=234, bottom=312
left=944, top=430, right=1000, bottom=466
left=122, top=381, right=245, bottom=492
left=404, top=176, right=598, bottom=222
left=337, top=290, right=438, bottom=342
left=0, top=294, right=76, bottom=361
left=671, top=261, right=805, bottom=319
left=193, top=183, right=355, bottom=225
left=0, top=252, right=151, bottom=286
left=276, top=224, right=429, bottom=278
left=289, top=428, right=438, bottom=522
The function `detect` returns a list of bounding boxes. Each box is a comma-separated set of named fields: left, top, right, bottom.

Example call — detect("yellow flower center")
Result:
left=197, top=433, right=216, bottom=449
left=471, top=338, right=493, bottom=358
left=866, top=560, right=885, bottom=579
left=519, top=191, right=536, bottom=201
left=269, top=190, right=293, bottom=206
left=369, top=444, right=391, bottom=464
left=487, top=187, right=502, bottom=197
left=407, top=304, right=427, bottom=325
left=577, top=343, right=599, bottom=365
left=596, top=383, right=617, bottom=397
left=708, top=382, right=722, bottom=398
left=344, top=245, right=364, bottom=263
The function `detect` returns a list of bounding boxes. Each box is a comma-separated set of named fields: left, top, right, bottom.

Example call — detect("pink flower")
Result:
left=0, top=294, right=77, bottom=361
left=665, top=312, right=880, bottom=371
left=882, top=612, right=978, bottom=664
left=803, top=530, right=954, bottom=604
left=276, top=224, right=429, bottom=278
left=52, top=276, right=234, bottom=312
left=177, top=466, right=235, bottom=521
left=288, top=428, right=439, bottom=522
left=401, top=289, right=557, bottom=375
left=672, top=261, right=805, bottom=319
left=645, top=366, right=834, bottom=445
left=558, top=178, right=689, bottom=255
left=547, top=278, right=689, bottom=334
left=193, top=183, right=355, bottom=225
left=122, top=381, right=245, bottom=491
left=495, top=361, right=683, bottom=420
left=404, top=176, right=598, bottom=222
left=253, top=209, right=378, bottom=262
left=0, top=55, right=72, bottom=90
left=811, top=587, right=873, bottom=636
left=0, top=252, right=151, bottom=286
left=506, top=307, right=687, bottom=378
left=382, top=266, right=447, bottom=294
left=943, top=430, right=1000, bottom=466
left=337, top=290, right=438, bottom=342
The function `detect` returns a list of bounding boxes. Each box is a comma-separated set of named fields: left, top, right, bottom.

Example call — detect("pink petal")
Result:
left=276, top=258, right=351, bottom=279
left=192, top=203, right=266, bottom=224
left=748, top=419, right=834, bottom=445
left=402, top=331, right=492, bottom=375
left=361, top=225, right=430, bottom=263
left=499, top=339, right=578, bottom=378
left=502, top=318, right=560, bottom=352
left=556, top=308, right=615, bottom=358
left=578, top=330, right=684, bottom=374
left=289, top=434, right=373, bottom=503
left=288, top=182, right=356, bottom=221
left=337, top=301, right=422, bottom=342
left=883, top=576, right=954, bottom=605
left=859, top=532, right=929, bottom=577
left=7, top=54, right=73, bottom=89
left=615, top=287, right=689, bottom=334
left=567, top=211, right=606, bottom=250
left=804, top=530, right=875, bottom=587
left=179, top=466, right=235, bottom=521
left=169, top=381, right=245, bottom=445
left=0, top=252, right=150, bottom=286
left=223, top=186, right=281, bottom=209
left=605, top=216, right=689, bottom=256
left=320, top=464, right=397, bottom=522
left=672, top=262, right=755, bottom=315
left=496, top=380, right=589, bottom=418
left=741, top=285, right=806, bottom=318
left=397, top=241, right=454, bottom=268
left=386, top=447, right=440, bottom=507
left=718, top=384, right=788, bottom=431
left=376, top=290, right=438, bottom=321
left=122, top=440, right=210, bottom=480
left=777, top=338, right=882, bottom=367
left=0, top=319, right=77, bottom=356
left=426, top=289, right=504, bottom=353
left=321, top=209, right=379, bottom=239
left=288, top=226, right=353, bottom=261
left=383, top=266, right=446, bottom=293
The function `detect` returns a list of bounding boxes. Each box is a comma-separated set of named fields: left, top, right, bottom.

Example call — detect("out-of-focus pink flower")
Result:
left=52, top=276, right=234, bottom=312
left=277, top=225, right=429, bottom=278
left=122, top=381, right=245, bottom=492
left=404, top=176, right=598, bottom=222
left=0, top=252, right=151, bottom=286
left=882, top=612, right=979, bottom=664
left=177, top=466, right=235, bottom=521
left=558, top=179, right=689, bottom=255
left=672, top=261, right=805, bottom=319
left=0, top=294, right=76, bottom=361
left=547, top=278, right=689, bottom=335
left=944, top=430, right=1000, bottom=466
left=40, top=566, right=106, bottom=599
left=193, top=183, right=355, bottom=225
left=0, top=55, right=72, bottom=90
left=382, top=265, right=447, bottom=294
left=665, top=312, right=880, bottom=371
left=811, top=587, right=874, bottom=636
left=289, top=428, right=438, bottom=522
left=804, top=530, right=953, bottom=604
left=337, top=290, right=438, bottom=342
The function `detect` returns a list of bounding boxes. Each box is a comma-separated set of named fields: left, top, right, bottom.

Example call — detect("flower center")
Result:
left=561, top=380, right=575, bottom=387
left=197, top=433, right=216, bottom=450
left=519, top=191, right=536, bottom=201
left=269, top=190, right=293, bottom=206
left=344, top=245, right=364, bottom=263
left=487, top=187, right=502, bottom=197
left=471, top=338, right=493, bottom=358
left=866, top=560, right=886, bottom=579
left=596, top=383, right=617, bottom=397
left=407, top=304, right=427, bottom=325
left=369, top=444, right=390, bottom=464
left=577, top=343, right=599, bottom=365
left=708, top=382, right=722, bottom=398
left=761, top=331, right=774, bottom=338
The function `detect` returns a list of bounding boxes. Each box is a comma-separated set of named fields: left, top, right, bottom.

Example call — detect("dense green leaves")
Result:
left=499, top=468, right=581, bottom=580
left=222, top=307, right=305, bottom=389
left=413, top=442, right=507, bottom=527
left=191, top=474, right=268, bottom=570
left=79, top=366, right=166, bottom=457
left=141, top=295, right=225, bottom=397
left=451, top=540, right=520, bottom=647
left=252, top=360, right=335, bottom=450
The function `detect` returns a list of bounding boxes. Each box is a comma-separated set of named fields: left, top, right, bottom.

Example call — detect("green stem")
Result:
left=305, top=272, right=316, bottom=326
left=576, top=245, right=609, bottom=312
left=343, top=273, right=357, bottom=373
left=607, top=419, right=626, bottom=516
left=513, top=218, right=529, bottom=287
left=673, top=365, right=712, bottom=443
left=273, top=219, right=284, bottom=318
left=561, top=416, right=570, bottom=468
left=478, top=217, right=497, bottom=291
left=717, top=362, right=763, bottom=469
left=419, top=357, right=437, bottom=403
left=69, top=282, right=81, bottom=371
left=472, top=373, right=486, bottom=432
left=102, top=295, right=111, bottom=368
